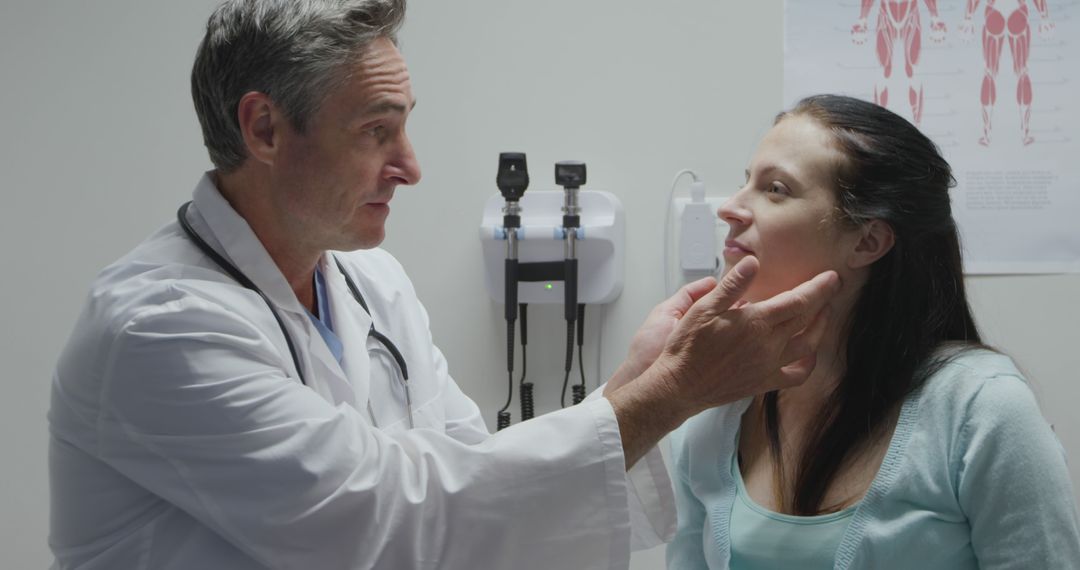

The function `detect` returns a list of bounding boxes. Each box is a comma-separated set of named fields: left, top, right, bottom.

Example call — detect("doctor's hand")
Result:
left=608, top=256, right=839, bottom=468
left=604, top=276, right=718, bottom=396
left=652, top=256, right=838, bottom=413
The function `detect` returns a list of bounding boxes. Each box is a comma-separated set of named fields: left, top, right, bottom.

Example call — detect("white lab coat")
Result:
left=48, top=173, right=675, bottom=570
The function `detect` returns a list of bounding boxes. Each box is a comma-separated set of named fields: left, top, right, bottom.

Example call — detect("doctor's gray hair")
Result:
left=192, top=0, right=407, bottom=172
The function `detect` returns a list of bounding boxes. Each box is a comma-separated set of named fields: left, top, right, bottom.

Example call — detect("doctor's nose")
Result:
left=386, top=134, right=422, bottom=186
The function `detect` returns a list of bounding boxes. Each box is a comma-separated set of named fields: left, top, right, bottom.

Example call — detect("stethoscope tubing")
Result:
left=177, top=202, right=310, bottom=385
left=176, top=202, right=413, bottom=427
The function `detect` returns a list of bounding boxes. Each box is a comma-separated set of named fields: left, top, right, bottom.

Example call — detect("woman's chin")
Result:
left=742, top=279, right=799, bottom=304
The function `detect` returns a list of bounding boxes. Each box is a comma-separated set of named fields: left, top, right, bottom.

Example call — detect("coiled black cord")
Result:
left=497, top=318, right=514, bottom=430
left=518, top=304, right=534, bottom=421
left=560, top=318, right=575, bottom=408
left=571, top=384, right=586, bottom=405
left=572, top=304, right=587, bottom=405
left=519, top=381, right=534, bottom=421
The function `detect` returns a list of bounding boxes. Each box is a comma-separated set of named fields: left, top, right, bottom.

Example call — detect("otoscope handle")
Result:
left=576, top=303, right=585, bottom=345
left=564, top=258, right=578, bottom=322
left=505, top=258, right=519, bottom=323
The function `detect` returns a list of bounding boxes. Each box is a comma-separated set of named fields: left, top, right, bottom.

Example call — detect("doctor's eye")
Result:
left=366, top=125, right=389, bottom=141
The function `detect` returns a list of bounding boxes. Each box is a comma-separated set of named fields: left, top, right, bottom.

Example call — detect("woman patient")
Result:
left=667, top=94, right=1080, bottom=569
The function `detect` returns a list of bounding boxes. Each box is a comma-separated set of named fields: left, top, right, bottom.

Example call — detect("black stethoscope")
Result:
left=177, top=202, right=414, bottom=428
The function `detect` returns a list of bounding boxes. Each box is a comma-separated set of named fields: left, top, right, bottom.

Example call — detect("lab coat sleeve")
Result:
left=412, top=292, right=490, bottom=445
left=433, top=343, right=490, bottom=445
left=97, top=293, right=634, bottom=570
left=956, top=374, right=1080, bottom=569
left=586, top=384, right=677, bottom=550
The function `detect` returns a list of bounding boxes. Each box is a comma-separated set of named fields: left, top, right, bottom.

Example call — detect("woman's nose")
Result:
left=718, top=193, right=751, bottom=227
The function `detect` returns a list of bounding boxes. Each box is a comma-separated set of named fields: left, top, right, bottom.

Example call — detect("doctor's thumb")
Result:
left=708, top=256, right=759, bottom=312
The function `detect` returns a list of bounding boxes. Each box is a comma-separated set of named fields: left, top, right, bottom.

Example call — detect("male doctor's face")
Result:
left=272, top=37, right=422, bottom=251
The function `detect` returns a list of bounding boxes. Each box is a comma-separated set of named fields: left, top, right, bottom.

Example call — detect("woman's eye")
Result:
left=765, top=182, right=790, bottom=196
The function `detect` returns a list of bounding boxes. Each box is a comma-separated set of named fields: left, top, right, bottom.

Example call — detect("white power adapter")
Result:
left=679, top=180, right=717, bottom=272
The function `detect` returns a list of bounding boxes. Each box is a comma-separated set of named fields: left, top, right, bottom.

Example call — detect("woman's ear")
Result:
left=849, top=219, right=895, bottom=269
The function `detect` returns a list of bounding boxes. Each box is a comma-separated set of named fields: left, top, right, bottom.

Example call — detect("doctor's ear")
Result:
left=848, top=219, right=895, bottom=269
left=236, top=91, right=284, bottom=167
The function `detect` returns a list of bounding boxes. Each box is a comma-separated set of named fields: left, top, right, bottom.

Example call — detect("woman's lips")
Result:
left=724, top=239, right=754, bottom=256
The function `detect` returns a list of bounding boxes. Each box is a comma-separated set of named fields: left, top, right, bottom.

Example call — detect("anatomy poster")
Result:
left=784, top=0, right=1079, bottom=274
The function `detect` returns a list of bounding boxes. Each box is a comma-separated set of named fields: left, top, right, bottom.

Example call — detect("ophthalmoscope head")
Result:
left=497, top=152, right=530, bottom=202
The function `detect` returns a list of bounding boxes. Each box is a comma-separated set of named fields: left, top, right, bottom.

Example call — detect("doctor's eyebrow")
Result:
left=361, top=99, right=417, bottom=117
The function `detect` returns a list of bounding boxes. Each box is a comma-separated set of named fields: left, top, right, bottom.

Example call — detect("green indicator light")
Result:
left=545, top=283, right=554, bottom=290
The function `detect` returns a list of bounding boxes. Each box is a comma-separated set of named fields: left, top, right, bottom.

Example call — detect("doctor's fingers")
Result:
left=687, top=256, right=759, bottom=320
left=675, top=276, right=719, bottom=312
left=736, top=315, right=826, bottom=396
left=775, top=306, right=831, bottom=383
left=776, top=353, right=819, bottom=389
left=749, top=270, right=841, bottom=336
left=653, top=275, right=719, bottom=322
left=721, top=305, right=828, bottom=395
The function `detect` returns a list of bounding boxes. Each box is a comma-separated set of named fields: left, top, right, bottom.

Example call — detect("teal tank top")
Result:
left=730, top=455, right=855, bottom=570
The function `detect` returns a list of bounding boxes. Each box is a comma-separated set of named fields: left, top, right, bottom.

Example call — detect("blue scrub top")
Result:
left=306, top=265, right=344, bottom=366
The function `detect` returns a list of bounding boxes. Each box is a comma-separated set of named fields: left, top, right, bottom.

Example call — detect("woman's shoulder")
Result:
left=919, top=346, right=1027, bottom=401
left=916, top=346, right=1044, bottom=436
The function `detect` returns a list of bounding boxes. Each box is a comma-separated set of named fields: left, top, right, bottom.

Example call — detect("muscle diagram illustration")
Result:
left=959, top=0, right=1054, bottom=146
left=852, top=0, right=947, bottom=125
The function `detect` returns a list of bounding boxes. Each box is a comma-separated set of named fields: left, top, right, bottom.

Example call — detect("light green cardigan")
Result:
left=667, top=350, right=1080, bottom=569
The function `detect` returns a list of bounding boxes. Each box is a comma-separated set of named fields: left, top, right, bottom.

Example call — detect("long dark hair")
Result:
left=763, top=94, right=984, bottom=515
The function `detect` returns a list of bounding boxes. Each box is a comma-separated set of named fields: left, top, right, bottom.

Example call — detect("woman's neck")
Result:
left=778, top=333, right=845, bottom=420
left=759, top=275, right=860, bottom=441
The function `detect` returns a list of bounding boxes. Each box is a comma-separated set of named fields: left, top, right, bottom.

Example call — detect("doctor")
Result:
left=48, top=1, right=839, bottom=569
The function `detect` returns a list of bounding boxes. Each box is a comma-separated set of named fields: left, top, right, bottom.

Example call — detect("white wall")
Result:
left=2, top=2, right=1077, bottom=568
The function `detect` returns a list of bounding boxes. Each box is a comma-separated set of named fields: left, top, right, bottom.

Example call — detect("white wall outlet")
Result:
left=668, top=196, right=730, bottom=289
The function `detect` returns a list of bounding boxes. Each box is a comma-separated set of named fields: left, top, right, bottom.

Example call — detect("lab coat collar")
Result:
left=321, top=256, right=375, bottom=410
left=187, top=173, right=374, bottom=412
left=189, top=172, right=308, bottom=317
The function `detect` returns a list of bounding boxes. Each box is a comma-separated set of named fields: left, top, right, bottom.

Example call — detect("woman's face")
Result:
left=719, top=115, right=861, bottom=303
